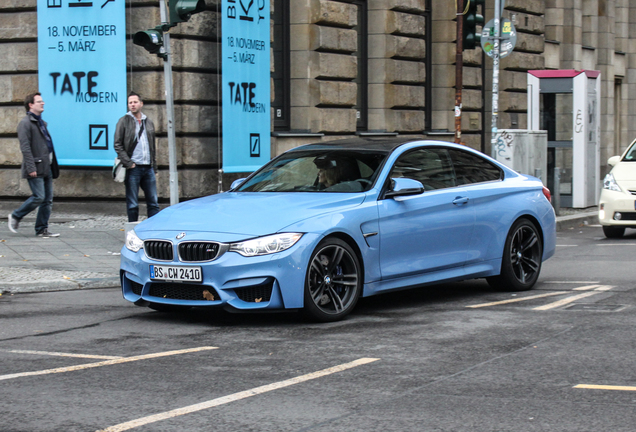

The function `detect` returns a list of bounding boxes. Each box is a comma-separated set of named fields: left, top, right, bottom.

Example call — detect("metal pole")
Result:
left=454, top=0, right=464, bottom=144
left=553, top=167, right=561, bottom=216
left=159, top=1, right=179, bottom=206
left=489, top=0, right=501, bottom=154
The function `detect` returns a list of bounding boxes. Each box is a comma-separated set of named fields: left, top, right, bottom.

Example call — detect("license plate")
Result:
left=150, top=265, right=202, bottom=282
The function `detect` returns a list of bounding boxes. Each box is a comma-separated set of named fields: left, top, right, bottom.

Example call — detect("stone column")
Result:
left=289, top=0, right=358, bottom=134
left=368, top=0, right=427, bottom=133
left=430, top=1, right=456, bottom=134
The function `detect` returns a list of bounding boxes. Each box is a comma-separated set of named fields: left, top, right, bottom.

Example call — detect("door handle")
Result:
left=452, top=196, right=469, bottom=205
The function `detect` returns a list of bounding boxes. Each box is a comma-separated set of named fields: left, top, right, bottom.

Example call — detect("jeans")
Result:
left=125, top=165, right=160, bottom=222
left=13, top=173, right=53, bottom=234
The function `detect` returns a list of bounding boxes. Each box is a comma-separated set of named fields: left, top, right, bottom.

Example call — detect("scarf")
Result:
left=28, top=112, right=54, bottom=154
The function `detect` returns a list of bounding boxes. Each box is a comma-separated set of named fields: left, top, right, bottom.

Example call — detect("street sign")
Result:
left=480, top=18, right=517, bottom=58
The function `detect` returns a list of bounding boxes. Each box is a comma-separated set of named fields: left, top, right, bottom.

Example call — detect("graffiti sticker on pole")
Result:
left=222, top=0, right=271, bottom=173
left=37, top=0, right=126, bottom=166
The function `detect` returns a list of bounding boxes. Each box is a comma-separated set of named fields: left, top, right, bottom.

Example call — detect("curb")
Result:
left=555, top=211, right=598, bottom=231
left=0, top=277, right=120, bottom=295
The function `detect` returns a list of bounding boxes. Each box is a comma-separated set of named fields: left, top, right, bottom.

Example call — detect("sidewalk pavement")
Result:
left=0, top=200, right=599, bottom=295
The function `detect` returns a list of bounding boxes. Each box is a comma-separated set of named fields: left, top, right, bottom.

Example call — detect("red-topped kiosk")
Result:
left=527, top=70, right=600, bottom=208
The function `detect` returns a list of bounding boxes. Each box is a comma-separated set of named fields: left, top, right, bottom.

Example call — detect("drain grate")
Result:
left=564, top=304, right=626, bottom=312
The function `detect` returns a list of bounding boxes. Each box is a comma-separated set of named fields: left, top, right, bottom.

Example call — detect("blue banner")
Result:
left=222, top=0, right=271, bottom=173
left=37, top=0, right=126, bottom=167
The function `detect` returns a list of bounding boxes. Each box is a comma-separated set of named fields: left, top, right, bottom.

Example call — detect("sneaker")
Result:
left=8, top=214, right=19, bottom=233
left=36, top=229, right=60, bottom=238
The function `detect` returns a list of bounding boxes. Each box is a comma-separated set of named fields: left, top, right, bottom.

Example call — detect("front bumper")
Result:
left=599, top=189, right=636, bottom=227
left=120, top=233, right=320, bottom=311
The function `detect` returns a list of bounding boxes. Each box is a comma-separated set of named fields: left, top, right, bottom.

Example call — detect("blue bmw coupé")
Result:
left=120, top=138, right=556, bottom=321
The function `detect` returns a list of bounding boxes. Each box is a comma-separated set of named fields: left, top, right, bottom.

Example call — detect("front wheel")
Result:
left=304, top=238, right=362, bottom=322
left=602, top=225, right=625, bottom=238
left=487, top=219, right=543, bottom=292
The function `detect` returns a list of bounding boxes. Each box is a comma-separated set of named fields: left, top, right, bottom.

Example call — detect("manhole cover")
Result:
left=564, top=304, right=625, bottom=312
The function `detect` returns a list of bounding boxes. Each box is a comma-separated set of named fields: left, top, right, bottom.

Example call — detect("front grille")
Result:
left=148, top=283, right=219, bottom=301
left=144, top=240, right=174, bottom=261
left=629, top=190, right=636, bottom=196
left=234, top=279, right=274, bottom=303
left=179, top=242, right=220, bottom=262
left=131, top=280, right=143, bottom=295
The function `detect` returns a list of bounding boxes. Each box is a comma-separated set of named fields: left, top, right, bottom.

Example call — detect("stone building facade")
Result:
left=1, top=0, right=634, bottom=203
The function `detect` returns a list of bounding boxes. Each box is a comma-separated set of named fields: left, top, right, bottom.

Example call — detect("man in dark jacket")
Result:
left=8, top=92, right=59, bottom=237
left=114, top=91, right=160, bottom=222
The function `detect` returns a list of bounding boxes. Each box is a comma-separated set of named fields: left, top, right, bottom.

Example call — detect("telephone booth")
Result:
left=527, top=70, right=601, bottom=208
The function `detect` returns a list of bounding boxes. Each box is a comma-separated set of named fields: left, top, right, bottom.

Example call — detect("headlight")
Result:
left=603, top=173, right=622, bottom=192
left=125, top=230, right=144, bottom=252
left=229, top=233, right=303, bottom=257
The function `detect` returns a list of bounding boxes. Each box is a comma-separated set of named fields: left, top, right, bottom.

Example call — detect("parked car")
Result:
left=599, top=138, right=636, bottom=238
left=120, top=138, right=556, bottom=322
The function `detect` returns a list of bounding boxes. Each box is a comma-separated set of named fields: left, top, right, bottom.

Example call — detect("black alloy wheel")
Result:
left=487, top=218, right=543, bottom=292
left=304, top=237, right=362, bottom=322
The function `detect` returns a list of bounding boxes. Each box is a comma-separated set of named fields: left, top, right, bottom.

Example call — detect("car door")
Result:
left=377, top=147, right=476, bottom=280
left=447, top=148, right=506, bottom=265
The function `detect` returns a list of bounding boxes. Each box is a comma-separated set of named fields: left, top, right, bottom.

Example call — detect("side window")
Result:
left=449, top=149, right=503, bottom=186
left=390, top=148, right=456, bottom=190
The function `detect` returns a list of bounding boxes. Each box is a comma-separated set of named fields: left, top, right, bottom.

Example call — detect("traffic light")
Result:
left=463, top=0, right=484, bottom=50
left=169, top=0, right=206, bottom=25
left=133, top=26, right=164, bottom=55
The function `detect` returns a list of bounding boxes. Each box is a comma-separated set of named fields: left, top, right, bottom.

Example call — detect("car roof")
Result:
left=288, top=137, right=426, bottom=154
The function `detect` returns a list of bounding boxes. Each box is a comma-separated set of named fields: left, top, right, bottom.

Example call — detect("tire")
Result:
left=304, top=237, right=362, bottom=322
left=148, top=303, right=192, bottom=313
left=602, top=225, right=625, bottom=239
left=487, top=219, right=543, bottom=292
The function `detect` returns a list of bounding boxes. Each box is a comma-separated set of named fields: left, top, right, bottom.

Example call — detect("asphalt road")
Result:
left=1, top=224, right=635, bottom=432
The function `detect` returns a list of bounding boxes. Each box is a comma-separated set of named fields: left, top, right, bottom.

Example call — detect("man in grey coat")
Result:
left=8, top=92, right=59, bottom=237
left=114, top=91, right=159, bottom=222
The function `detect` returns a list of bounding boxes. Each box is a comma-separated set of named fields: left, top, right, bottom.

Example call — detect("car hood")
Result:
left=135, top=192, right=367, bottom=239
left=612, top=162, right=636, bottom=190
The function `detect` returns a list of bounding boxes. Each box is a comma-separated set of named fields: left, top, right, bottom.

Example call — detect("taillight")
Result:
left=542, top=186, right=551, bottom=203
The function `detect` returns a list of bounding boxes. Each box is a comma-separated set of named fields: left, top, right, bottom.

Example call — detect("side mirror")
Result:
left=385, top=178, right=425, bottom=198
left=230, top=178, right=246, bottom=190
left=607, top=156, right=621, bottom=167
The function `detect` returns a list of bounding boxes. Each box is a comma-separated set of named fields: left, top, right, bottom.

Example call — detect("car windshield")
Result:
left=623, top=141, right=636, bottom=161
left=236, top=149, right=388, bottom=193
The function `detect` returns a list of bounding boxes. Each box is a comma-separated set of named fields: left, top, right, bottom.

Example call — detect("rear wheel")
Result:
left=602, top=225, right=625, bottom=239
left=304, top=238, right=362, bottom=322
left=487, top=219, right=543, bottom=292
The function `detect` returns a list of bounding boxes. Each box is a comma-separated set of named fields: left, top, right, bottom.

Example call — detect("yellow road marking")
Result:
left=0, top=347, right=217, bottom=382
left=533, top=286, right=613, bottom=310
left=467, top=291, right=567, bottom=308
left=96, top=357, right=380, bottom=432
left=574, top=384, right=636, bottom=392
left=2, top=349, right=123, bottom=360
